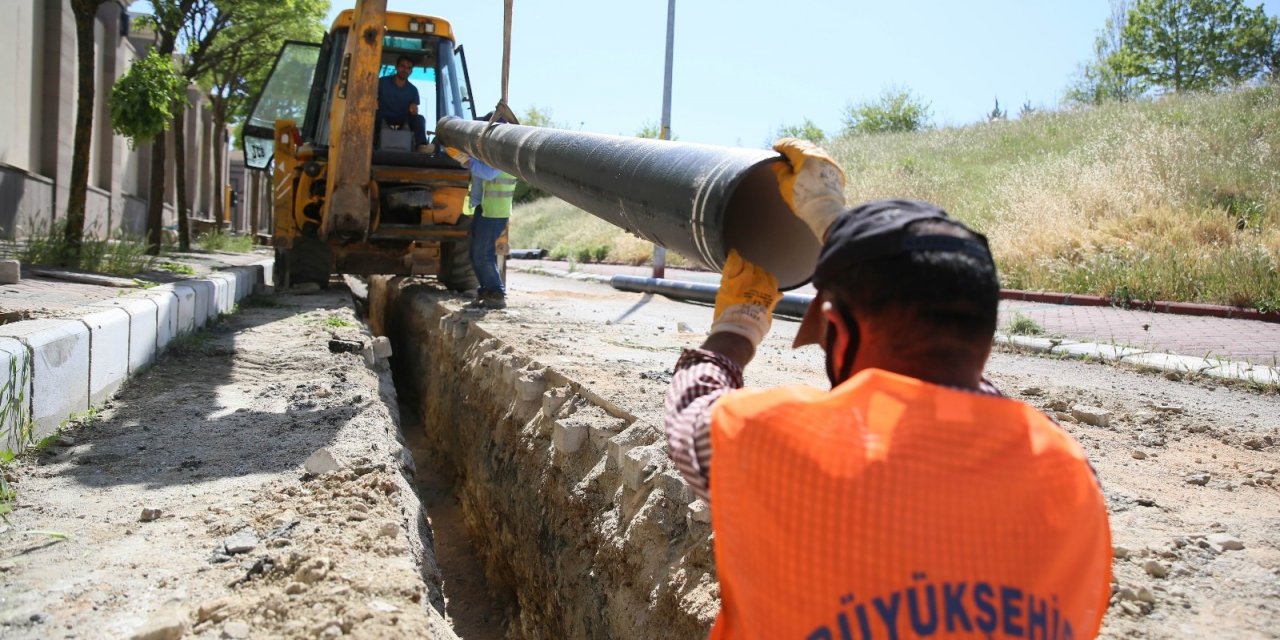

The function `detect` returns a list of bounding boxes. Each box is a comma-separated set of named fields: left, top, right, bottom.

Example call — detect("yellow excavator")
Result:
left=241, top=0, right=507, bottom=289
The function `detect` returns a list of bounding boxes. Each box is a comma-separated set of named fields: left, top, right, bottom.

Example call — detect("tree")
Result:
left=1114, top=0, right=1279, bottom=93
left=63, top=0, right=110, bottom=265
left=842, top=87, right=932, bottom=134
left=986, top=98, right=1007, bottom=122
left=1066, top=0, right=1145, bottom=106
left=203, top=0, right=327, bottom=232
left=110, top=52, right=187, bottom=150
left=775, top=118, right=827, bottom=144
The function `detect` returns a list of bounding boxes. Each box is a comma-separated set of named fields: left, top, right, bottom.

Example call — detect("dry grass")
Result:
left=507, top=197, right=695, bottom=267
left=511, top=84, right=1280, bottom=309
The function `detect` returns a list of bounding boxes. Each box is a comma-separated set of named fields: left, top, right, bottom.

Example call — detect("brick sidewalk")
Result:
left=517, top=259, right=1280, bottom=367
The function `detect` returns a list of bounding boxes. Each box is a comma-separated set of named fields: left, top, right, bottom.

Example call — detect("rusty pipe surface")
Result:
left=436, top=117, right=820, bottom=289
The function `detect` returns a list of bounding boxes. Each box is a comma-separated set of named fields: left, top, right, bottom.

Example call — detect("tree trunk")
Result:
left=173, top=105, right=191, bottom=251
left=213, top=113, right=226, bottom=233
left=146, top=134, right=166, bottom=255
left=64, top=0, right=102, bottom=266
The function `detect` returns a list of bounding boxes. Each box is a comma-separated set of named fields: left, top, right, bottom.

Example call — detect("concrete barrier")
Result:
left=0, top=319, right=90, bottom=439
left=0, top=337, right=31, bottom=450
left=89, top=297, right=159, bottom=375
left=80, top=307, right=131, bottom=405
left=168, top=283, right=198, bottom=335
left=0, top=263, right=267, bottom=452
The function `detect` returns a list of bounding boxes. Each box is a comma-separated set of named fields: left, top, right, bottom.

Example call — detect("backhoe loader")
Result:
left=240, top=0, right=503, bottom=289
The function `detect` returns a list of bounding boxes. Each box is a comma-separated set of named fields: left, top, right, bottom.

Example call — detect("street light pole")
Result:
left=652, top=0, right=675, bottom=279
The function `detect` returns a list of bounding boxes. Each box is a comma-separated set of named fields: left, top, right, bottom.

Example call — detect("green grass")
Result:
left=156, top=261, right=196, bottom=275
left=1005, top=312, right=1045, bottom=336
left=10, top=219, right=155, bottom=277
left=315, top=315, right=353, bottom=329
left=512, top=83, right=1280, bottom=310
left=196, top=229, right=254, bottom=253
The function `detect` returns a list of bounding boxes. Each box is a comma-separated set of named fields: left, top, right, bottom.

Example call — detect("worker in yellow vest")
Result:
left=447, top=113, right=517, bottom=309
left=664, top=140, right=1112, bottom=639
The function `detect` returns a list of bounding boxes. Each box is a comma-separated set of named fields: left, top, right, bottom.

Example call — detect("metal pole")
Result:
left=652, top=0, right=675, bottom=279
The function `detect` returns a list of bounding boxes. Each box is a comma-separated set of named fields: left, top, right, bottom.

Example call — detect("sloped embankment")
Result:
left=374, top=278, right=718, bottom=639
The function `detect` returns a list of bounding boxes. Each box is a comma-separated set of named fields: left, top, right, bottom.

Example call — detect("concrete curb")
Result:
left=514, top=263, right=1280, bottom=388
left=995, top=335, right=1280, bottom=387
left=0, top=261, right=271, bottom=451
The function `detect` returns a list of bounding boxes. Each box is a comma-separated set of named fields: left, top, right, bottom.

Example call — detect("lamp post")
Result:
left=652, top=0, right=675, bottom=278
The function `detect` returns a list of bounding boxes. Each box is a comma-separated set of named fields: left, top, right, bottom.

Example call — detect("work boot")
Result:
left=480, top=291, right=507, bottom=309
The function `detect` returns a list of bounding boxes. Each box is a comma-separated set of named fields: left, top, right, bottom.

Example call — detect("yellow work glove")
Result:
left=771, top=138, right=848, bottom=240
left=711, top=250, right=782, bottom=348
left=444, top=147, right=471, bottom=166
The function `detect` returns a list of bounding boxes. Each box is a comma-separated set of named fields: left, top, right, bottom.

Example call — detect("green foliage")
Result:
left=775, top=118, right=827, bottom=145
left=1115, top=0, right=1279, bottom=93
left=987, top=98, right=1007, bottom=122
left=635, top=122, right=678, bottom=140
left=521, top=106, right=559, bottom=128
left=196, top=229, right=254, bottom=253
left=110, top=51, right=186, bottom=149
left=1006, top=313, right=1045, bottom=336
left=1066, top=0, right=1147, bottom=106
left=157, top=261, right=196, bottom=275
left=842, top=87, right=932, bottom=134
left=17, top=220, right=155, bottom=276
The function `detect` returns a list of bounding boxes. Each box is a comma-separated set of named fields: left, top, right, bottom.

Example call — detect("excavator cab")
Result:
left=242, top=9, right=497, bottom=291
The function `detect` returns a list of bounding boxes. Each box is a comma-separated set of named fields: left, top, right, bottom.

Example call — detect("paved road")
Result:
left=513, top=259, right=1280, bottom=367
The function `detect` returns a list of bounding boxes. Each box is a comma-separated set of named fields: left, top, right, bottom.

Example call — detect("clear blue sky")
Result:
left=331, top=0, right=1279, bottom=147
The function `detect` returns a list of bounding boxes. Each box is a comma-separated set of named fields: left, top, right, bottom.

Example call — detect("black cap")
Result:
left=794, top=199, right=993, bottom=347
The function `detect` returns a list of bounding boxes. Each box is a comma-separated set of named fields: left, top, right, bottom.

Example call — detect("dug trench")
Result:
left=3, top=273, right=1275, bottom=639
left=371, top=272, right=1280, bottom=640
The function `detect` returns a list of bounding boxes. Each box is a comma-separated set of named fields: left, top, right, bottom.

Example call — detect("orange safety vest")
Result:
left=708, top=368, right=1111, bottom=640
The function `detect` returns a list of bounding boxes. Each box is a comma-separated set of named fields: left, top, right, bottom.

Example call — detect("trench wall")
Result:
left=373, top=278, right=719, bottom=639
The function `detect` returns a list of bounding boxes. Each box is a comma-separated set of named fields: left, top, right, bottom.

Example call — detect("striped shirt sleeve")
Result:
left=664, top=348, right=744, bottom=504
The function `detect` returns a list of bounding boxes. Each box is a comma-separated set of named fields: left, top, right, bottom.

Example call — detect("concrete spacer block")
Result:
left=80, top=307, right=131, bottom=405
left=553, top=418, right=589, bottom=454
left=589, top=417, right=628, bottom=451
left=169, top=283, right=198, bottom=335
left=687, top=498, right=711, bottom=524
left=90, top=297, right=158, bottom=375
left=0, top=320, right=90, bottom=438
left=622, top=445, right=660, bottom=491
left=0, top=259, right=20, bottom=284
left=0, top=338, right=32, bottom=450
left=515, top=371, right=546, bottom=403
left=542, top=386, right=571, bottom=417
left=608, top=421, right=659, bottom=470
left=372, top=336, right=394, bottom=359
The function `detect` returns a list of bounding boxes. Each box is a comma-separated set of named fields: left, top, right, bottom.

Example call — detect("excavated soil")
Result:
left=1, top=271, right=1277, bottom=640
left=0, top=288, right=460, bottom=639
left=376, top=272, right=1280, bottom=640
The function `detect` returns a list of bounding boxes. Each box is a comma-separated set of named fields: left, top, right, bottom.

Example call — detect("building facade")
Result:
left=0, top=0, right=251, bottom=242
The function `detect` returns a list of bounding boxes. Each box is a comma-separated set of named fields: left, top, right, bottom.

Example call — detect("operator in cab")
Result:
left=376, top=54, right=430, bottom=152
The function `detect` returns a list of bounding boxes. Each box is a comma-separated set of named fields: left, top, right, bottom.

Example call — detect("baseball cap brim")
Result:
left=791, top=295, right=826, bottom=348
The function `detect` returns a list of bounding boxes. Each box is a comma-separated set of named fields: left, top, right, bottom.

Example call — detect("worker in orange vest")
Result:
left=664, top=139, right=1112, bottom=639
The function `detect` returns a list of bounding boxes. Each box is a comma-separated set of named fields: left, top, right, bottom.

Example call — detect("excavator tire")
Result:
left=286, top=235, right=334, bottom=290
left=439, top=238, right=479, bottom=293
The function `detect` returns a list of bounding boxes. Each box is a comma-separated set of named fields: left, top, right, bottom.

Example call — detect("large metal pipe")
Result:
left=435, top=117, right=820, bottom=290
left=610, top=275, right=814, bottom=318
